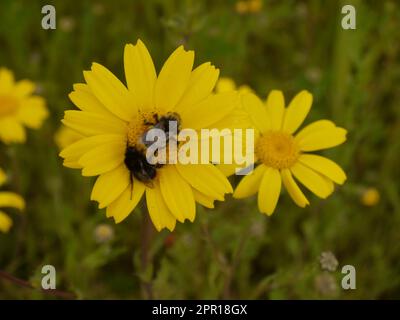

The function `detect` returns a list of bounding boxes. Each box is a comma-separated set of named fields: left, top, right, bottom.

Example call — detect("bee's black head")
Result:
left=124, top=146, right=157, bottom=184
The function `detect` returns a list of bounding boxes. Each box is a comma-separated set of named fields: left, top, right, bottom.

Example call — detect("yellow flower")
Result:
left=235, top=1, right=249, bottom=14
left=0, top=68, right=48, bottom=144
left=234, top=90, right=347, bottom=215
left=54, top=125, right=83, bottom=150
left=216, top=77, right=253, bottom=95
left=60, top=40, right=234, bottom=231
left=248, top=0, right=263, bottom=13
left=0, top=167, right=25, bottom=233
left=361, top=187, right=380, bottom=206
left=235, top=0, right=263, bottom=14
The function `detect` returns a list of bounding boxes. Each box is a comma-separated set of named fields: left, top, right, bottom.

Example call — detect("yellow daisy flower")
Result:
left=0, top=167, right=25, bottom=233
left=235, top=1, right=249, bottom=14
left=60, top=40, right=235, bottom=231
left=248, top=0, right=263, bottom=13
left=0, top=68, right=48, bottom=144
left=361, top=187, right=380, bottom=207
left=235, top=0, right=263, bottom=14
left=54, top=125, right=83, bottom=150
left=234, top=90, right=347, bottom=215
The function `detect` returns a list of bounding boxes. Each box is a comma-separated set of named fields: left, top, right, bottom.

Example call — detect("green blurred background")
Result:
left=0, top=0, right=399, bottom=299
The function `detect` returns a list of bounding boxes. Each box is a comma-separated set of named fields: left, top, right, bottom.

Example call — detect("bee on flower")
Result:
left=60, top=40, right=237, bottom=232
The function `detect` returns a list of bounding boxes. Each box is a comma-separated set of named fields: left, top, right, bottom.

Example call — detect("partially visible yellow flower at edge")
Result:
left=234, top=90, right=347, bottom=215
left=54, top=125, right=83, bottom=150
left=0, top=68, right=48, bottom=144
left=248, top=0, right=263, bottom=13
left=361, top=187, right=380, bottom=206
left=235, top=0, right=263, bottom=14
left=0, top=167, right=25, bottom=233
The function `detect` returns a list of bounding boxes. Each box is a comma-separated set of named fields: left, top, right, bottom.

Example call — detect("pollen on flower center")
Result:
left=256, top=131, right=299, bottom=169
left=0, top=95, right=18, bottom=117
left=126, top=111, right=156, bottom=147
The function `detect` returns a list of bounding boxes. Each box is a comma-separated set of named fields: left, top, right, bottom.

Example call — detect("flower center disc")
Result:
left=256, top=131, right=299, bottom=169
left=0, top=96, right=18, bottom=117
left=126, top=111, right=156, bottom=148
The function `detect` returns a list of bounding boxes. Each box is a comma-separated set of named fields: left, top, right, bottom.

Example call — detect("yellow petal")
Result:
left=258, top=167, right=281, bottom=215
left=299, top=154, right=346, bottom=185
left=146, top=184, right=176, bottom=232
left=124, top=40, right=157, bottom=110
left=290, top=162, right=334, bottom=199
left=0, top=68, right=14, bottom=94
left=54, top=126, right=83, bottom=150
left=62, top=110, right=128, bottom=136
left=238, top=85, right=253, bottom=94
left=294, top=119, right=336, bottom=142
left=17, top=96, right=48, bottom=129
left=241, top=92, right=270, bottom=133
left=84, top=63, right=137, bottom=121
left=91, top=164, right=130, bottom=209
left=180, top=91, right=238, bottom=129
left=63, top=160, right=81, bottom=169
left=69, top=83, right=117, bottom=118
left=215, top=77, right=236, bottom=93
left=79, top=141, right=125, bottom=176
left=155, top=46, right=194, bottom=112
left=212, top=107, right=252, bottom=131
left=281, top=169, right=309, bottom=207
left=192, top=189, right=215, bottom=208
left=0, top=192, right=25, bottom=210
left=159, top=165, right=195, bottom=222
left=13, top=80, right=35, bottom=97
left=282, top=90, right=313, bottom=133
left=233, top=164, right=266, bottom=198
left=176, top=163, right=232, bottom=200
left=59, top=134, right=123, bottom=164
left=0, top=211, right=13, bottom=233
left=0, top=118, right=26, bottom=144
left=265, top=90, right=285, bottom=130
left=106, top=180, right=145, bottom=223
left=175, top=62, right=219, bottom=112
left=297, top=127, right=347, bottom=151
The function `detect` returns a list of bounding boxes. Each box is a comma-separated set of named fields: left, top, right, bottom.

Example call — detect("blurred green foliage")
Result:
left=0, top=0, right=399, bottom=299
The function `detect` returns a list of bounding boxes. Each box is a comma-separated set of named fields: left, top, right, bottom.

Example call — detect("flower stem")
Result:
left=140, top=212, right=154, bottom=299
left=0, top=269, right=76, bottom=299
